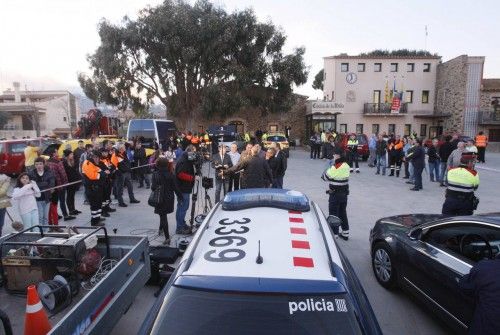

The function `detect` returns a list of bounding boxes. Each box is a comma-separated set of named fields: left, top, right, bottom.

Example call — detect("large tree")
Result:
left=79, top=0, right=308, bottom=125
left=312, top=69, right=324, bottom=91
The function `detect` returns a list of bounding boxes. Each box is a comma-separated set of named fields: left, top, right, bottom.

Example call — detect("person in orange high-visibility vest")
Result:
left=82, top=151, right=108, bottom=226
left=191, top=133, right=200, bottom=149
left=475, top=131, right=488, bottom=163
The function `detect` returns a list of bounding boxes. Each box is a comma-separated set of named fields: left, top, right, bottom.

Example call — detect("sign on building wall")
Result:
left=309, top=101, right=344, bottom=114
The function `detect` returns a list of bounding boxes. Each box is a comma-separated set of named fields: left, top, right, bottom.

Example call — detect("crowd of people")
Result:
left=0, top=131, right=289, bottom=246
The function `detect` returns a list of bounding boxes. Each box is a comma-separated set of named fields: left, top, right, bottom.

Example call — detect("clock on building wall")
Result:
left=346, top=72, right=357, bottom=84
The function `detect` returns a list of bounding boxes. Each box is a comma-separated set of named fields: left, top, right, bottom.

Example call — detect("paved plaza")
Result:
left=3, top=149, right=500, bottom=334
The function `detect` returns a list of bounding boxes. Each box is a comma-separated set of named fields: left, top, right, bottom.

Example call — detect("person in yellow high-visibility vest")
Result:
left=442, top=152, right=479, bottom=216
left=322, top=153, right=350, bottom=240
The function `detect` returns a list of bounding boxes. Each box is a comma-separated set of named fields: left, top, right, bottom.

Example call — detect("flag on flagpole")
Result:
left=384, top=80, right=389, bottom=103
left=400, top=81, right=405, bottom=103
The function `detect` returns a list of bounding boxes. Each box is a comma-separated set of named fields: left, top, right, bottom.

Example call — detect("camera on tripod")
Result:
left=202, top=176, right=214, bottom=189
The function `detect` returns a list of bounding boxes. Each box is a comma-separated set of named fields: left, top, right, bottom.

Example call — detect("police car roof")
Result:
left=176, top=189, right=346, bottom=294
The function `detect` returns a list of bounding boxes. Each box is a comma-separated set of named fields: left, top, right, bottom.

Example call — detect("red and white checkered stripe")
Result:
left=289, top=210, right=314, bottom=268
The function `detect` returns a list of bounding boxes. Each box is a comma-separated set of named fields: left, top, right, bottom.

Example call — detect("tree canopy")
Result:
left=359, top=49, right=439, bottom=57
left=312, top=69, right=324, bottom=91
left=79, top=0, right=308, bottom=123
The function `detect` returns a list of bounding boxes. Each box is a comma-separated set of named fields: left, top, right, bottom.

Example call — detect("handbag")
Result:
left=148, top=174, right=162, bottom=207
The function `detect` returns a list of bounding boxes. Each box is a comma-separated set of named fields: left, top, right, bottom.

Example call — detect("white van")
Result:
left=127, top=119, right=176, bottom=149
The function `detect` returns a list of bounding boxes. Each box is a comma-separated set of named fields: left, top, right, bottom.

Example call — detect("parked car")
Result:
left=339, top=134, right=369, bottom=160
left=0, top=138, right=61, bottom=176
left=139, top=189, right=382, bottom=335
left=263, top=133, right=290, bottom=157
left=370, top=213, right=500, bottom=334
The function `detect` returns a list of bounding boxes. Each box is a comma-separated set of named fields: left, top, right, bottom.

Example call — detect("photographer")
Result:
left=174, top=144, right=197, bottom=235
left=212, top=144, right=233, bottom=203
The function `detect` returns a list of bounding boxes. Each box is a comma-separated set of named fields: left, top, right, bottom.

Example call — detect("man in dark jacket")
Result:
left=427, top=138, right=440, bottom=182
left=111, top=143, right=140, bottom=207
left=375, top=135, right=387, bottom=176
left=227, top=146, right=272, bottom=189
left=73, top=140, right=86, bottom=169
left=134, top=141, right=150, bottom=188
left=272, top=143, right=287, bottom=188
left=29, top=157, right=55, bottom=226
left=439, top=135, right=454, bottom=186
left=212, top=144, right=233, bottom=203
left=459, top=254, right=500, bottom=335
left=406, top=139, right=425, bottom=191
left=47, top=149, right=75, bottom=221
left=175, top=145, right=197, bottom=234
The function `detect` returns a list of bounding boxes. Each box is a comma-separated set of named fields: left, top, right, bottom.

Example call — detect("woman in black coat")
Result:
left=151, top=157, right=182, bottom=244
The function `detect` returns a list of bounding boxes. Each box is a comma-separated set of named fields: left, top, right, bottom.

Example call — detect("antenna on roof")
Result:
left=256, top=240, right=263, bottom=264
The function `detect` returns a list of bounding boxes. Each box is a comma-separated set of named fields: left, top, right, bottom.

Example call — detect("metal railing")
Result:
left=478, top=110, right=500, bottom=125
left=363, top=102, right=408, bottom=114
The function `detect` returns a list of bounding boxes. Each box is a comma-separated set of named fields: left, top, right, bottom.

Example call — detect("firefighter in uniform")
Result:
left=346, top=134, right=360, bottom=173
left=82, top=151, right=109, bottom=226
left=99, top=148, right=116, bottom=217
left=322, top=153, right=350, bottom=240
left=442, top=152, right=479, bottom=216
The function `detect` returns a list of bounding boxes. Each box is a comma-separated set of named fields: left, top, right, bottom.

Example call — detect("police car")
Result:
left=139, top=189, right=381, bottom=335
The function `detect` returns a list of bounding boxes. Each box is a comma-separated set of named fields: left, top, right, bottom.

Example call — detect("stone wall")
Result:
left=435, top=55, right=468, bottom=133
left=172, top=97, right=308, bottom=143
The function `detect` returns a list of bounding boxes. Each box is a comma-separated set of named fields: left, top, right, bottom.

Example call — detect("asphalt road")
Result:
left=3, top=149, right=499, bottom=334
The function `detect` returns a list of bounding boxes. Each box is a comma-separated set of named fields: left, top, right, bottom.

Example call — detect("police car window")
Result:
left=423, top=223, right=500, bottom=263
left=151, top=287, right=362, bottom=335
left=356, top=135, right=367, bottom=144
left=268, top=136, right=286, bottom=142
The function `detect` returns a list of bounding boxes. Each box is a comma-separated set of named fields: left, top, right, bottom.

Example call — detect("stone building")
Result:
left=478, top=79, right=500, bottom=151
left=435, top=55, right=485, bottom=137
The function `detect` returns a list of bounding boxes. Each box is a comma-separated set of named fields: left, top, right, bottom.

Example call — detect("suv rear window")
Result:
left=356, top=135, right=367, bottom=145
left=267, top=135, right=287, bottom=142
left=150, top=287, right=362, bottom=335
left=9, top=142, right=27, bottom=153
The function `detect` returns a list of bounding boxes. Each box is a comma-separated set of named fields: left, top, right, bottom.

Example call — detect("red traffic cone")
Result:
left=24, top=285, right=52, bottom=335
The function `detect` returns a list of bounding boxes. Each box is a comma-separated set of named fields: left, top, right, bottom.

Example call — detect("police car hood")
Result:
left=176, top=205, right=346, bottom=293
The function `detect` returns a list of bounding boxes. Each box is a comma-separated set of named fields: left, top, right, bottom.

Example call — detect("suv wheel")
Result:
left=372, top=242, right=398, bottom=289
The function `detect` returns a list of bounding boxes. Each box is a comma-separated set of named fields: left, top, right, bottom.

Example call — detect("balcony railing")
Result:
left=478, top=110, right=500, bottom=125
left=363, top=103, right=408, bottom=115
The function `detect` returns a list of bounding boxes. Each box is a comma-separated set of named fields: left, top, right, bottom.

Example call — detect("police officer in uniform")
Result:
left=442, top=152, right=479, bottom=216
left=346, top=134, right=360, bottom=173
left=82, top=151, right=109, bottom=226
left=322, top=153, right=350, bottom=240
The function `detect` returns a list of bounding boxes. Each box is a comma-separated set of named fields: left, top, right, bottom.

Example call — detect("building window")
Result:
left=407, top=63, right=415, bottom=72
left=357, top=63, right=365, bottom=72
left=374, top=63, right=382, bottom=72
left=373, top=90, right=381, bottom=103
left=423, top=63, right=431, bottom=72
left=390, top=63, right=398, bottom=72
left=331, top=91, right=335, bottom=100
left=388, top=124, right=396, bottom=135
left=341, top=63, right=349, bottom=72
left=63, top=117, right=67, bottom=122
left=340, top=124, right=347, bottom=134
left=420, top=124, right=427, bottom=137
left=422, top=90, right=430, bottom=103
left=406, top=90, right=413, bottom=103
left=404, top=124, right=412, bottom=136
left=372, top=124, right=380, bottom=135
left=356, top=124, right=364, bottom=134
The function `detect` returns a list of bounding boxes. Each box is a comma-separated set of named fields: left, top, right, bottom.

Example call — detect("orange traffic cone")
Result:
left=24, top=285, right=52, bottom=335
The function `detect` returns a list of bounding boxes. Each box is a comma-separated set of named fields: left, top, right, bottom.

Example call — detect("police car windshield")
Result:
left=150, top=287, right=363, bottom=335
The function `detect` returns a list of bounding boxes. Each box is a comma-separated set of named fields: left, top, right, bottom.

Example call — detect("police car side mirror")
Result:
left=408, top=228, right=422, bottom=241
left=327, top=215, right=342, bottom=228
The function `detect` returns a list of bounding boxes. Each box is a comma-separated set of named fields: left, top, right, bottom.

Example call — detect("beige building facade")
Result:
left=315, top=54, right=442, bottom=138
left=0, top=82, right=79, bottom=139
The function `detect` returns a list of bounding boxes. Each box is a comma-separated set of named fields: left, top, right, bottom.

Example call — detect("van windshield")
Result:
left=128, top=120, right=155, bottom=148
left=149, top=287, right=362, bottom=335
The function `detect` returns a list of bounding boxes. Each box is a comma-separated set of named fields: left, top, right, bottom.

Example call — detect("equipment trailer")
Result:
left=0, top=226, right=150, bottom=335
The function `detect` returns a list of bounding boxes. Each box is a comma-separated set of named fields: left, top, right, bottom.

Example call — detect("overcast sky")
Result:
left=1, top=0, right=499, bottom=100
